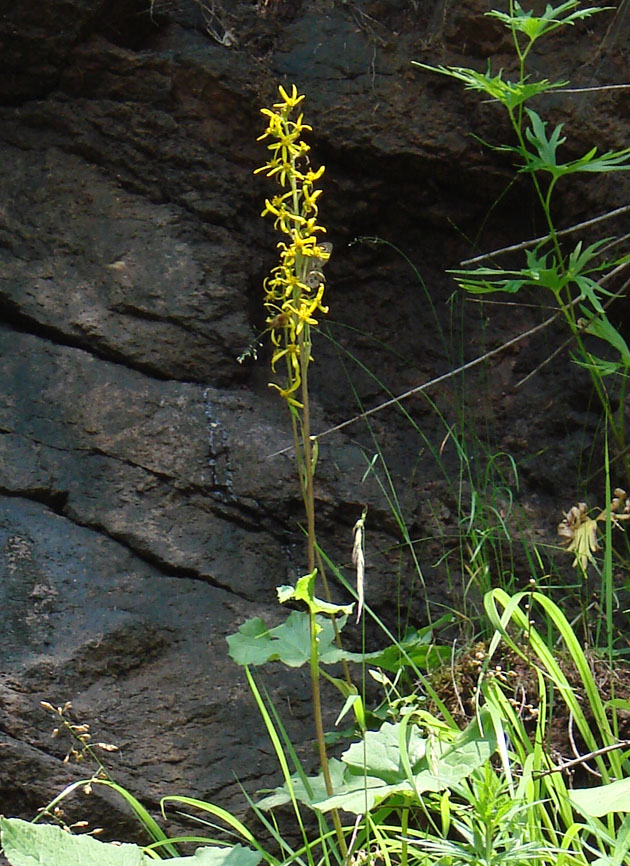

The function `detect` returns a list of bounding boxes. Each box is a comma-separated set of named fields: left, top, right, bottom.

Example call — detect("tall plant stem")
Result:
left=298, top=329, right=347, bottom=858
left=299, top=329, right=353, bottom=686
left=400, top=806, right=409, bottom=866
left=309, top=610, right=347, bottom=857
left=299, top=332, right=316, bottom=575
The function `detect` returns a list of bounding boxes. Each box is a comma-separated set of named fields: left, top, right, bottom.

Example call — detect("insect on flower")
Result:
left=303, top=242, right=333, bottom=289
left=267, top=312, right=291, bottom=330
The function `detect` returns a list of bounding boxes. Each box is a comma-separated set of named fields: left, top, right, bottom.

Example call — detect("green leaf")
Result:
left=573, top=354, right=621, bottom=376
left=448, top=265, right=530, bottom=295
left=342, top=721, right=428, bottom=781
left=184, top=845, right=262, bottom=866
left=524, top=108, right=566, bottom=170
left=312, top=711, right=497, bottom=814
left=567, top=237, right=611, bottom=275
left=574, top=275, right=607, bottom=313
left=449, top=255, right=558, bottom=295
left=277, top=571, right=354, bottom=617
left=227, top=611, right=386, bottom=668
left=414, top=711, right=496, bottom=789
left=411, top=62, right=566, bottom=109
left=369, top=627, right=451, bottom=673
left=226, top=611, right=316, bottom=667
left=0, top=819, right=144, bottom=866
left=609, top=813, right=630, bottom=866
left=226, top=617, right=276, bottom=666
left=312, top=776, right=410, bottom=815
left=578, top=306, right=630, bottom=363
left=570, top=778, right=630, bottom=816
left=319, top=642, right=384, bottom=666
left=256, top=757, right=348, bottom=811
left=0, top=818, right=262, bottom=866
left=522, top=108, right=630, bottom=179
left=256, top=722, right=430, bottom=816
left=487, top=1, right=611, bottom=43
left=449, top=242, right=616, bottom=299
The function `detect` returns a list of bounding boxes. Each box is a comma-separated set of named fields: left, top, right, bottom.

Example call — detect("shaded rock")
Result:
left=0, top=495, right=319, bottom=832
left=0, top=144, right=251, bottom=384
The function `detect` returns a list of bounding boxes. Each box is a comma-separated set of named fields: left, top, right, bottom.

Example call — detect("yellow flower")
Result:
left=256, top=109, right=283, bottom=138
left=275, top=84, right=305, bottom=110
left=304, top=166, right=325, bottom=184
left=302, top=217, right=327, bottom=236
left=302, top=185, right=323, bottom=214
left=271, top=340, right=300, bottom=375
left=291, top=234, right=318, bottom=256
left=261, top=199, right=306, bottom=233
left=268, top=383, right=303, bottom=408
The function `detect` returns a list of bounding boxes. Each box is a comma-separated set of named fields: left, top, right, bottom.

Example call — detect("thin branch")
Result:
left=461, top=205, right=630, bottom=266
left=513, top=333, right=569, bottom=389
left=535, top=739, right=630, bottom=778
left=466, top=297, right=561, bottom=311
left=267, top=255, right=630, bottom=458
left=266, top=312, right=560, bottom=458
left=561, top=84, right=630, bottom=93
left=598, top=231, right=630, bottom=258
left=568, top=712, right=602, bottom=779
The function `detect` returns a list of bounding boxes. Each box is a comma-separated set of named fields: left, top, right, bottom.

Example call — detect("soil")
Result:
left=427, top=639, right=630, bottom=787
left=1, top=0, right=630, bottom=854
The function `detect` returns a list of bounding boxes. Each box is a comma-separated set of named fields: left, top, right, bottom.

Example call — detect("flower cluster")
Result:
left=558, top=488, right=630, bottom=571
left=41, top=699, right=119, bottom=766
left=255, top=84, right=330, bottom=406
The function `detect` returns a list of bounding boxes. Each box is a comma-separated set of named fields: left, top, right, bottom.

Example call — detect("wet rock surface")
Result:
left=1, top=0, right=630, bottom=848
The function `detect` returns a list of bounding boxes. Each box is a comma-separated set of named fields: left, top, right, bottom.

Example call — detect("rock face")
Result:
left=1, top=0, right=629, bottom=846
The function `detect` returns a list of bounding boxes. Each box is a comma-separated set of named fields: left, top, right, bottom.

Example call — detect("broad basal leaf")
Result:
left=0, top=818, right=144, bottom=866
left=342, top=721, right=428, bottom=782
left=314, top=711, right=497, bottom=814
left=256, top=758, right=347, bottom=810
left=227, top=611, right=384, bottom=668
left=570, top=778, right=630, bottom=817
left=227, top=611, right=320, bottom=667
left=0, top=818, right=262, bottom=866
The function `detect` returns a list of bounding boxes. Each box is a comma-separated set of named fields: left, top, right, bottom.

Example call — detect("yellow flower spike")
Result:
left=255, top=89, right=347, bottom=853
left=255, top=84, right=328, bottom=405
